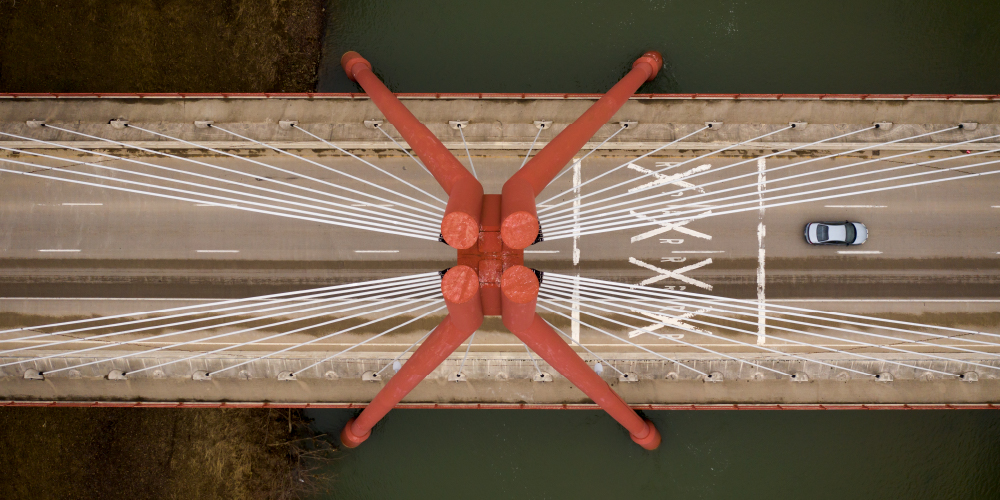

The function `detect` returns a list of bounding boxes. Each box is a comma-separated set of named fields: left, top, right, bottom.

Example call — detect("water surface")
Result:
left=319, top=0, right=1000, bottom=94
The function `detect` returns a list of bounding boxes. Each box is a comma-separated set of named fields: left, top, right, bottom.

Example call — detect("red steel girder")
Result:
left=338, top=51, right=663, bottom=450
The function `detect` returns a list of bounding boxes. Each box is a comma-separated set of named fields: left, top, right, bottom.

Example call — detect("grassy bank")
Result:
left=0, top=0, right=325, bottom=92
left=0, top=407, right=336, bottom=499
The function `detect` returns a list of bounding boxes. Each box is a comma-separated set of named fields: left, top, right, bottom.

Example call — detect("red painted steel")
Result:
left=499, top=51, right=664, bottom=249
left=503, top=311, right=661, bottom=450
left=340, top=51, right=484, bottom=249
left=332, top=51, right=664, bottom=449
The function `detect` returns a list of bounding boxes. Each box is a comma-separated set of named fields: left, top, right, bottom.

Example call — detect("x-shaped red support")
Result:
left=339, top=50, right=664, bottom=450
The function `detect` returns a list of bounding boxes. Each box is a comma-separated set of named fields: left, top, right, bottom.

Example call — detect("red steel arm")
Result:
left=340, top=266, right=483, bottom=447
left=499, top=51, right=663, bottom=249
left=500, top=265, right=661, bottom=450
left=341, top=51, right=484, bottom=249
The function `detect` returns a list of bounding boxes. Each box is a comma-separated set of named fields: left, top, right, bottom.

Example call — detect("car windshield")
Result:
left=845, top=223, right=857, bottom=244
left=817, top=224, right=829, bottom=242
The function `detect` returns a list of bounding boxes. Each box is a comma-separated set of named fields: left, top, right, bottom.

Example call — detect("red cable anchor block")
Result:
left=339, top=50, right=664, bottom=450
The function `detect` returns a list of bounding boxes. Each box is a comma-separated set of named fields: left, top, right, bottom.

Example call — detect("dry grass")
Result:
left=0, top=0, right=325, bottom=92
left=0, top=407, right=336, bottom=499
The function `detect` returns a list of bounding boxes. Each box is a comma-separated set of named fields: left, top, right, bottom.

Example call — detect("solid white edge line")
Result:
left=824, top=205, right=887, bottom=208
left=354, top=250, right=400, bottom=253
left=38, top=249, right=81, bottom=252
left=196, top=250, right=240, bottom=253
left=524, top=250, right=560, bottom=254
left=672, top=251, right=725, bottom=254
left=837, top=250, right=882, bottom=254
left=61, top=203, right=103, bottom=206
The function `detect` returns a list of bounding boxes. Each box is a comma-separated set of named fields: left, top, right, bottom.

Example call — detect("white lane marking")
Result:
left=38, top=249, right=81, bottom=252
left=672, top=251, right=725, bottom=254
left=630, top=210, right=712, bottom=243
left=629, top=256, right=713, bottom=290
left=197, top=250, right=240, bottom=253
left=757, top=157, right=766, bottom=345
left=524, top=250, right=560, bottom=254
left=62, top=203, right=103, bottom=206
left=991, top=206, right=1000, bottom=208
left=627, top=163, right=711, bottom=194
left=354, top=250, right=400, bottom=253
left=351, top=203, right=392, bottom=207
left=837, top=250, right=882, bottom=254
left=628, top=308, right=709, bottom=338
left=571, top=158, right=582, bottom=343
left=195, top=203, right=238, bottom=207
left=824, top=205, right=887, bottom=208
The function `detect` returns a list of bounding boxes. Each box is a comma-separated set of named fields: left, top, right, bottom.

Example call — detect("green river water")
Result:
left=312, top=1, right=999, bottom=497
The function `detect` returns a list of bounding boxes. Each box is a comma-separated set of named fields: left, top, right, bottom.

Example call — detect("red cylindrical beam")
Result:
left=342, top=51, right=483, bottom=249
left=507, top=313, right=662, bottom=450
left=500, top=51, right=663, bottom=249
left=340, top=268, right=483, bottom=448
left=500, top=265, right=539, bottom=332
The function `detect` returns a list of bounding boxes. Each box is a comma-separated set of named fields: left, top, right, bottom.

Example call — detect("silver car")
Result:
left=804, top=221, right=868, bottom=245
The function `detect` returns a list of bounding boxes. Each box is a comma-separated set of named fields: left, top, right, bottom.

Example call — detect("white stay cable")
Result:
left=519, top=126, right=544, bottom=169
left=457, top=125, right=478, bottom=179
left=0, top=146, right=439, bottom=234
left=543, top=125, right=955, bottom=224
left=540, top=282, right=984, bottom=375
left=543, top=125, right=876, bottom=219
left=543, top=318, right=626, bottom=377
left=544, top=275, right=999, bottom=372
left=547, top=273, right=1000, bottom=343
left=545, top=129, right=992, bottom=232
left=534, top=302, right=709, bottom=376
left=0, top=165, right=440, bottom=241
left=206, top=296, right=442, bottom=377
left=540, top=291, right=872, bottom=376
left=293, top=305, right=447, bottom=376
left=126, top=124, right=442, bottom=219
left=45, top=289, right=440, bottom=377
left=0, top=273, right=438, bottom=339
left=542, top=125, right=794, bottom=219
left=367, top=123, right=434, bottom=179
left=109, top=292, right=442, bottom=375
left=4, top=278, right=439, bottom=365
left=8, top=128, right=438, bottom=227
left=545, top=154, right=1000, bottom=239
left=543, top=123, right=629, bottom=188
left=536, top=126, right=709, bottom=210
left=209, top=124, right=444, bottom=212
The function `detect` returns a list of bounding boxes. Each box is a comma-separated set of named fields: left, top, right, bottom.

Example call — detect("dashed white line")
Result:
left=350, top=203, right=392, bottom=207
left=837, top=250, right=882, bottom=254
left=62, top=203, right=103, bottom=206
left=672, top=251, right=725, bottom=254
left=196, top=250, right=239, bottom=253
left=195, top=203, right=239, bottom=208
left=38, top=249, right=80, bottom=252
left=354, top=250, right=400, bottom=253
left=824, top=205, right=887, bottom=208
left=524, top=250, right=560, bottom=254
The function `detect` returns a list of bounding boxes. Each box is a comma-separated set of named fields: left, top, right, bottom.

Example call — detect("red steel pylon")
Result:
left=339, top=50, right=663, bottom=450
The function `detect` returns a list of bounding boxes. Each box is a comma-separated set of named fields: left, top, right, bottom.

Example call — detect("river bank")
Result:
left=0, top=407, right=336, bottom=499
left=0, top=0, right=325, bottom=92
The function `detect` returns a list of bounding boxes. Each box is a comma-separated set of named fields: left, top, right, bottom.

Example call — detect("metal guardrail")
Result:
left=1, top=93, right=999, bottom=100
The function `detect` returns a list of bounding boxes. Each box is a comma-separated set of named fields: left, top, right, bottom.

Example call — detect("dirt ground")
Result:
left=0, top=407, right=337, bottom=499
left=0, top=0, right=325, bottom=92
